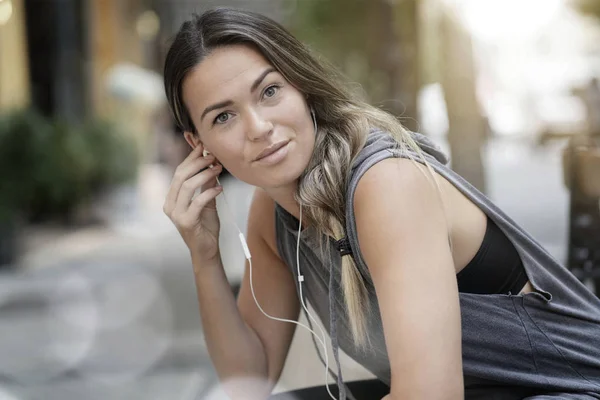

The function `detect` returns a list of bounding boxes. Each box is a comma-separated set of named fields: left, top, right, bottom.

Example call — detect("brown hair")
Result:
left=164, top=7, right=429, bottom=348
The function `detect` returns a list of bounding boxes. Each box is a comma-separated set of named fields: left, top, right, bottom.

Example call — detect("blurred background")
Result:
left=1, top=0, right=600, bottom=398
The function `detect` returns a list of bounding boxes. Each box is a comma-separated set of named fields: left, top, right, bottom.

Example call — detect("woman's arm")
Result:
left=354, top=158, right=463, bottom=400
left=196, top=188, right=300, bottom=399
left=235, top=189, right=301, bottom=394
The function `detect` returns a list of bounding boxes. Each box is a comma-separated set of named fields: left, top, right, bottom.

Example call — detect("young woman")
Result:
left=162, top=7, right=600, bottom=400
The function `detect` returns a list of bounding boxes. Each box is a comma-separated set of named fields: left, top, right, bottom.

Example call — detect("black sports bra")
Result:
left=457, top=216, right=529, bottom=295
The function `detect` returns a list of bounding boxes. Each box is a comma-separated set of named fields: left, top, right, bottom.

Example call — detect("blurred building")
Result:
left=0, top=0, right=157, bottom=117
left=0, top=0, right=29, bottom=111
left=0, top=0, right=293, bottom=162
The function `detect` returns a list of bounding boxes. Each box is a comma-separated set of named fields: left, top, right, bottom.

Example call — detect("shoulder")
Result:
left=354, top=157, right=444, bottom=217
left=248, top=188, right=279, bottom=255
left=352, top=161, right=462, bottom=399
left=353, top=157, right=451, bottom=264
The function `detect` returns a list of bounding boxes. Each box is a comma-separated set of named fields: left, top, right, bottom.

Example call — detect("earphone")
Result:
left=203, top=149, right=214, bottom=168
left=207, top=107, right=339, bottom=399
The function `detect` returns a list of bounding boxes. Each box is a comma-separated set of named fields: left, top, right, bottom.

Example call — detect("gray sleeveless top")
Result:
left=275, top=130, right=600, bottom=399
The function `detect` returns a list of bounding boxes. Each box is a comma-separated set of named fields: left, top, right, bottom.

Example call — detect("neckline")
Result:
left=274, top=203, right=315, bottom=238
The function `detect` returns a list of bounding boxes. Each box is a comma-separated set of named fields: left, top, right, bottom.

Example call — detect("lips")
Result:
left=254, top=140, right=290, bottom=161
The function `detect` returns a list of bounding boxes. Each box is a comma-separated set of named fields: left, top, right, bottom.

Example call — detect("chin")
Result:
left=247, top=159, right=308, bottom=189
left=262, top=168, right=304, bottom=190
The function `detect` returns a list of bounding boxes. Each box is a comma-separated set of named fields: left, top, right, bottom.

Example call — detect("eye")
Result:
left=263, top=84, right=280, bottom=99
left=213, top=112, right=230, bottom=125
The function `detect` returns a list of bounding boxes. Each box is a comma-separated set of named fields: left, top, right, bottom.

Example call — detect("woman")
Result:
left=162, top=7, right=600, bottom=400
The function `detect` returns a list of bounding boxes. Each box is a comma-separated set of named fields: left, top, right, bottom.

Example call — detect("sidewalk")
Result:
left=1, top=164, right=222, bottom=400
left=16, top=164, right=180, bottom=272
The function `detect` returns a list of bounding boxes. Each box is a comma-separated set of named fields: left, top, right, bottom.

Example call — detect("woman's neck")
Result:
left=263, top=183, right=306, bottom=227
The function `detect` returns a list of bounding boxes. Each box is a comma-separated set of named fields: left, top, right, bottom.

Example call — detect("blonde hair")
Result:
left=299, top=103, right=446, bottom=349
left=164, top=7, right=446, bottom=348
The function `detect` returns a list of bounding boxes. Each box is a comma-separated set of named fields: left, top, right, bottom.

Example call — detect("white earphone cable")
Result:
left=296, top=204, right=337, bottom=400
left=216, top=176, right=337, bottom=400
left=212, top=108, right=338, bottom=399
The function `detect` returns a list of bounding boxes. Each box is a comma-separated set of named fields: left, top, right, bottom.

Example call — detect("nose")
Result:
left=245, top=109, right=273, bottom=141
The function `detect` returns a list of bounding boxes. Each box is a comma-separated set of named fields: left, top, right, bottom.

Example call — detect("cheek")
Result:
left=212, top=141, right=249, bottom=172
left=275, top=89, right=308, bottom=122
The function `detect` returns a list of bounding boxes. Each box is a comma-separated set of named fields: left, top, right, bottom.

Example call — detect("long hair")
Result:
left=163, top=7, right=433, bottom=348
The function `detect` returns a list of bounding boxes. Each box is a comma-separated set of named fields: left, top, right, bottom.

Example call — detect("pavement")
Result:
left=0, top=136, right=572, bottom=399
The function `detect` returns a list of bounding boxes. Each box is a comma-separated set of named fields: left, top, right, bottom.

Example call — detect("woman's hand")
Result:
left=163, top=143, right=224, bottom=265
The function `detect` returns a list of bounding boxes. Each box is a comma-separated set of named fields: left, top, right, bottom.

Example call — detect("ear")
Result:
left=183, top=131, right=202, bottom=150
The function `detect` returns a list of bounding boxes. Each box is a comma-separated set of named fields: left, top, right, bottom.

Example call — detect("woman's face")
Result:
left=182, top=44, right=315, bottom=189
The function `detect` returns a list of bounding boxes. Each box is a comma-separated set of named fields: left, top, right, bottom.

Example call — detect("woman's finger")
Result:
left=174, top=164, right=223, bottom=213
left=164, top=149, right=215, bottom=214
left=184, top=185, right=224, bottom=221
left=164, top=145, right=203, bottom=212
left=199, top=162, right=221, bottom=193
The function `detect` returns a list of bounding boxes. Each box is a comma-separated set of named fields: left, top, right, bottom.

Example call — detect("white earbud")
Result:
left=202, top=149, right=214, bottom=168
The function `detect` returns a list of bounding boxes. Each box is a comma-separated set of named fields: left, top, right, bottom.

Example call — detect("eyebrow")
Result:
left=200, top=67, right=277, bottom=123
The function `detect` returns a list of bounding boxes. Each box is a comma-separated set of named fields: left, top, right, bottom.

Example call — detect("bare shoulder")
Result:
left=353, top=156, right=464, bottom=398
left=354, top=156, right=489, bottom=275
left=353, top=156, right=452, bottom=269
left=247, top=187, right=279, bottom=255
left=354, top=157, right=445, bottom=214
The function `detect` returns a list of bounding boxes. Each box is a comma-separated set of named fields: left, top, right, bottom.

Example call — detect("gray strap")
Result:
left=328, top=264, right=349, bottom=400
left=303, top=306, right=341, bottom=384
left=301, top=295, right=357, bottom=400
left=293, top=234, right=356, bottom=400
